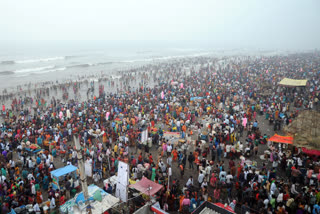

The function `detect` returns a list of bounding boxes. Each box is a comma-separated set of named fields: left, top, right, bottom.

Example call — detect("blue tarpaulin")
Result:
left=51, top=165, right=78, bottom=178
left=190, top=97, right=203, bottom=101
left=75, top=185, right=107, bottom=204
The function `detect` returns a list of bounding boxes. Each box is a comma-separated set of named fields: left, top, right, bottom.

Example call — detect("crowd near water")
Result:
left=0, top=51, right=320, bottom=214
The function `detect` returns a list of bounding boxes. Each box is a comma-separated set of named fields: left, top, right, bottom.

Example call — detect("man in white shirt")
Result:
left=28, top=173, right=35, bottom=181
left=226, top=144, right=231, bottom=157
left=168, top=166, right=172, bottom=184
left=33, top=202, right=41, bottom=214
left=166, top=144, right=172, bottom=157
left=263, top=198, right=269, bottom=209
left=186, top=176, right=193, bottom=187
left=0, top=175, right=6, bottom=184
left=205, top=164, right=212, bottom=181
left=54, top=133, right=60, bottom=143
left=198, top=171, right=205, bottom=187
left=226, top=172, right=233, bottom=184
left=277, top=191, right=283, bottom=203
left=9, top=160, right=15, bottom=168
left=28, top=159, right=34, bottom=169
left=219, top=169, right=227, bottom=180
left=167, top=156, right=172, bottom=167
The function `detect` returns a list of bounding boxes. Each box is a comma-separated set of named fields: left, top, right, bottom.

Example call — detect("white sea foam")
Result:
left=15, top=56, right=65, bottom=64
left=14, top=65, right=55, bottom=73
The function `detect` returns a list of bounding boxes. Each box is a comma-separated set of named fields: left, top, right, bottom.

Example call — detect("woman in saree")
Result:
left=43, top=175, right=49, bottom=191
left=36, top=190, right=43, bottom=204
left=265, top=110, right=270, bottom=120
left=172, top=148, right=178, bottom=162
left=210, top=172, right=217, bottom=188
left=151, top=167, right=156, bottom=181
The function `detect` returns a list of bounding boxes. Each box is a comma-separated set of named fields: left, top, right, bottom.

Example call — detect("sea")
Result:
left=0, top=41, right=287, bottom=92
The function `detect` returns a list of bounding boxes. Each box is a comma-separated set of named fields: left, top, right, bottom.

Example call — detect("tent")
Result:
left=60, top=184, right=120, bottom=214
left=129, top=177, right=163, bottom=196
left=269, top=134, right=293, bottom=144
left=278, top=78, right=308, bottom=87
left=51, top=165, right=78, bottom=190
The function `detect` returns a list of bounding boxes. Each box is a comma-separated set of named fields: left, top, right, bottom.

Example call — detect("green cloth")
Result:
left=22, top=170, right=28, bottom=179
left=35, top=183, right=40, bottom=191
left=270, top=198, right=276, bottom=208
left=1, top=168, right=6, bottom=177
left=93, top=190, right=102, bottom=202
left=151, top=168, right=156, bottom=181
left=71, top=189, right=77, bottom=197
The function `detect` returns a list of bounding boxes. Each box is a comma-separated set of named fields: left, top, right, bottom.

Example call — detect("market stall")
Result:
left=50, top=165, right=78, bottom=190
left=129, top=177, right=163, bottom=196
left=60, top=184, right=120, bottom=214
left=23, top=143, right=42, bottom=156
left=163, top=131, right=181, bottom=146
left=103, top=175, right=118, bottom=190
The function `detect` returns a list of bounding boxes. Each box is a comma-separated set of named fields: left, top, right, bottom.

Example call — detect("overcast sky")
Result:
left=1, top=0, right=320, bottom=49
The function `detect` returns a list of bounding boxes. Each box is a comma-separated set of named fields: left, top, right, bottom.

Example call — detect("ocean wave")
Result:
left=65, top=55, right=79, bottom=59
left=28, top=67, right=66, bottom=75
left=0, top=60, right=15, bottom=65
left=96, top=62, right=114, bottom=66
left=1, top=55, right=79, bottom=65
left=14, top=65, right=55, bottom=73
left=67, top=64, right=91, bottom=68
left=121, top=58, right=153, bottom=63
left=67, top=62, right=114, bottom=68
left=15, top=56, right=65, bottom=64
left=0, top=71, right=15, bottom=75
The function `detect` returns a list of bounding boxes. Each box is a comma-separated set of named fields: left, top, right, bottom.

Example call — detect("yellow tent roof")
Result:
left=278, top=78, right=307, bottom=86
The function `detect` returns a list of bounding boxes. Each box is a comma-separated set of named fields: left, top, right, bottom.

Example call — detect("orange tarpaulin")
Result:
left=269, top=134, right=293, bottom=144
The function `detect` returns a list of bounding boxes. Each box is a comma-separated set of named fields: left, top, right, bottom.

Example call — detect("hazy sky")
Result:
left=1, top=0, right=320, bottom=49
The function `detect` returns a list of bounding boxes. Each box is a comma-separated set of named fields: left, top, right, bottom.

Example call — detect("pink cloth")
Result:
left=162, top=143, right=167, bottom=152
left=242, top=117, right=247, bottom=127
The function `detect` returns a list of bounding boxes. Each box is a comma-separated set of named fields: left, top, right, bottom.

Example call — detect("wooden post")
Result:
left=74, top=135, right=91, bottom=213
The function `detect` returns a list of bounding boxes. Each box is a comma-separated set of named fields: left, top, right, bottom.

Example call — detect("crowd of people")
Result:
left=0, top=51, right=320, bottom=214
